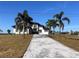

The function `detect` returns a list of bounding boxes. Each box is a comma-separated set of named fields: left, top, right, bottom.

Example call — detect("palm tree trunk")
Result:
left=49, top=26, right=51, bottom=34
left=59, top=26, right=61, bottom=34
left=23, top=25, right=25, bottom=39
left=53, top=27, right=55, bottom=35
left=19, top=30, right=20, bottom=34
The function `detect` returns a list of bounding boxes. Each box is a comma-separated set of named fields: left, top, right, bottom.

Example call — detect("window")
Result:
left=44, top=30, right=48, bottom=32
left=39, top=30, right=42, bottom=33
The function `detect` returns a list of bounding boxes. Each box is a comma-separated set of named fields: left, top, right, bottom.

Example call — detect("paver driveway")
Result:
left=23, top=34, right=79, bottom=58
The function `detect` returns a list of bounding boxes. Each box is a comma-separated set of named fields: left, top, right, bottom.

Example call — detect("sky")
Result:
left=0, top=1, right=79, bottom=32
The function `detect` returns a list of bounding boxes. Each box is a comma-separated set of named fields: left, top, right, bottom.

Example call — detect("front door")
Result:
left=32, top=28, right=38, bottom=34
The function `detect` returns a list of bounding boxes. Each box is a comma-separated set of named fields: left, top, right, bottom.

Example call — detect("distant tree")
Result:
left=0, top=29, right=3, bottom=32
left=46, top=19, right=59, bottom=34
left=70, top=30, right=73, bottom=35
left=7, top=29, right=11, bottom=34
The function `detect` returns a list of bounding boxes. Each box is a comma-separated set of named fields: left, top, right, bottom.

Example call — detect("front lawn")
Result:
left=49, top=34, right=79, bottom=52
left=0, top=35, right=32, bottom=58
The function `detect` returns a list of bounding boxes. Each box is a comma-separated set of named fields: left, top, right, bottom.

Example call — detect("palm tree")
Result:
left=22, top=10, right=33, bottom=34
left=15, top=13, right=23, bottom=34
left=46, top=19, right=59, bottom=34
left=46, top=20, right=53, bottom=31
left=15, top=10, right=33, bottom=34
left=53, top=11, right=70, bottom=33
left=7, top=29, right=11, bottom=34
left=0, top=29, right=3, bottom=32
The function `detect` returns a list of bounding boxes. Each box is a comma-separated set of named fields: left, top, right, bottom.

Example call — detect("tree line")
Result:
left=0, top=10, right=70, bottom=34
left=14, top=10, right=70, bottom=34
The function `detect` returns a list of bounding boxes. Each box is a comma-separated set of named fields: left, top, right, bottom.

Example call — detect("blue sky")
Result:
left=0, top=1, right=79, bottom=32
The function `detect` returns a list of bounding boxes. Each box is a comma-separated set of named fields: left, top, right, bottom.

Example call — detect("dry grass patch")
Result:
left=0, top=35, right=32, bottom=58
left=49, top=34, right=79, bottom=52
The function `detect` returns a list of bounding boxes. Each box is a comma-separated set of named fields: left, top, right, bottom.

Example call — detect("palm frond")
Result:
left=62, top=17, right=70, bottom=24
left=18, top=13, right=23, bottom=18
left=53, top=14, right=59, bottom=18
left=23, top=10, right=29, bottom=17
left=59, top=11, right=64, bottom=19
left=15, top=17, right=20, bottom=22
left=60, top=20, right=64, bottom=30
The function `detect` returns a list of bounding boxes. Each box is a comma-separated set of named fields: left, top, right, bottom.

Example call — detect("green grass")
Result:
left=0, top=35, right=32, bottom=58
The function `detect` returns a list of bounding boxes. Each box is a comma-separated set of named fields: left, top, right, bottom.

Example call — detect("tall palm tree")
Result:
left=22, top=10, right=33, bottom=34
left=15, top=10, right=33, bottom=34
left=15, top=13, right=23, bottom=34
left=53, top=11, right=70, bottom=33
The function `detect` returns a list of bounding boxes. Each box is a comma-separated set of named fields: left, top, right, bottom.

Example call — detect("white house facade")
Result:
left=38, top=27, right=49, bottom=35
left=12, top=22, right=49, bottom=35
left=13, top=28, right=30, bottom=34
